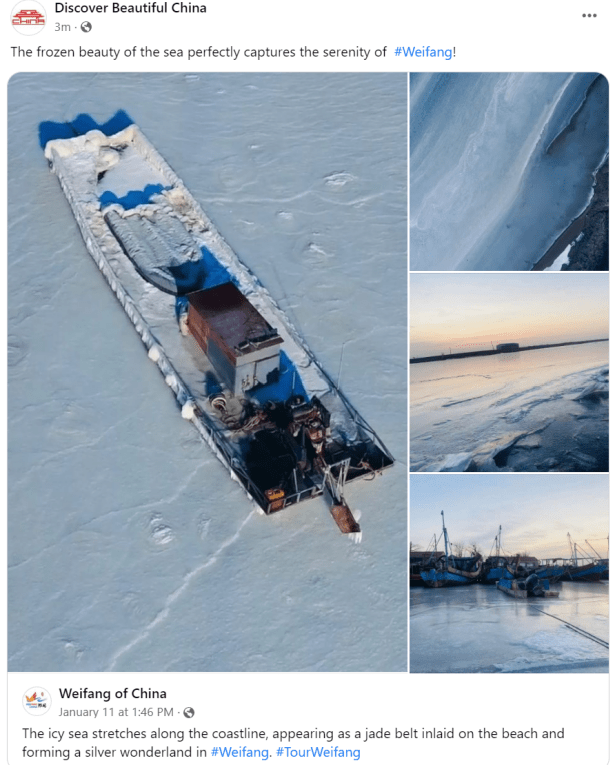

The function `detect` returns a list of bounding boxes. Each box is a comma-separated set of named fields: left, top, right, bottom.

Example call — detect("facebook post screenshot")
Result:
left=3, top=0, right=611, bottom=763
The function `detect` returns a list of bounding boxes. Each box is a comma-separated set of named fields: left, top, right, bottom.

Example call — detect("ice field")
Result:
left=8, top=73, right=407, bottom=672
left=410, top=582, right=608, bottom=673
left=410, top=343, right=609, bottom=472
left=410, top=73, right=609, bottom=271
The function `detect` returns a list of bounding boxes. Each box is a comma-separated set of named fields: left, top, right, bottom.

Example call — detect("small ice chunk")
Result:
left=151, top=524, right=173, bottom=546
left=545, top=243, right=572, bottom=272
left=574, top=383, right=608, bottom=404
left=181, top=402, right=195, bottom=420
left=432, top=452, right=476, bottom=472
left=515, top=433, right=542, bottom=449
left=572, top=452, right=598, bottom=469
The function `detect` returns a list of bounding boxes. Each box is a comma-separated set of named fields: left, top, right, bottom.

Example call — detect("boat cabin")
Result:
left=187, top=282, right=284, bottom=397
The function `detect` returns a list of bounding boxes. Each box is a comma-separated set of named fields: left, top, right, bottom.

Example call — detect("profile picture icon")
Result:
left=11, top=1, right=46, bottom=35
left=23, top=687, right=52, bottom=716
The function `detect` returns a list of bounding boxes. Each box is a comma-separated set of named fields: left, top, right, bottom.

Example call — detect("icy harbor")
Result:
left=409, top=72, right=609, bottom=271
left=410, top=343, right=609, bottom=472
left=410, top=582, right=609, bottom=673
left=8, top=73, right=407, bottom=672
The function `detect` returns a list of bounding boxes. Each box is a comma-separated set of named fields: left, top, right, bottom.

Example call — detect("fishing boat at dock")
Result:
left=563, top=559, right=608, bottom=581
left=559, top=534, right=608, bottom=581
left=481, top=526, right=517, bottom=583
left=420, top=512, right=482, bottom=587
left=409, top=537, right=443, bottom=587
left=482, top=556, right=513, bottom=584
left=531, top=560, right=569, bottom=581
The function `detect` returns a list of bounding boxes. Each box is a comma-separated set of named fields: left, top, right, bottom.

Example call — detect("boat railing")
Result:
left=274, top=485, right=324, bottom=512
left=555, top=556, right=597, bottom=566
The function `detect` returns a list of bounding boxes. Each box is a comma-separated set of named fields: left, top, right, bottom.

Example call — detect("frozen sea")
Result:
left=410, top=581, right=608, bottom=673
left=8, top=73, right=408, bottom=672
left=410, top=343, right=609, bottom=472
left=409, top=73, right=609, bottom=271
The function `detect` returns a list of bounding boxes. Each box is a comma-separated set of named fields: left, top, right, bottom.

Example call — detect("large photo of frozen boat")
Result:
left=410, top=474, right=609, bottom=673
left=42, top=119, right=393, bottom=535
left=8, top=73, right=408, bottom=672
left=410, top=73, right=608, bottom=272
left=410, top=273, right=608, bottom=472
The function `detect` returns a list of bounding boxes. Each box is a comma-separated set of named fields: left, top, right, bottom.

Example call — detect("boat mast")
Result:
left=585, top=537, right=608, bottom=560
left=441, top=511, right=449, bottom=567
left=425, top=533, right=438, bottom=566
left=427, top=533, right=438, bottom=565
left=585, top=539, right=600, bottom=559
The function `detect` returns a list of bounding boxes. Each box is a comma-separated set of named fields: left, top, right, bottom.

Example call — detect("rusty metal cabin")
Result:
left=187, top=282, right=284, bottom=397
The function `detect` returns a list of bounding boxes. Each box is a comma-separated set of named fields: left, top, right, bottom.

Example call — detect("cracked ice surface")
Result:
left=410, top=73, right=608, bottom=271
left=410, top=582, right=608, bottom=673
left=410, top=343, right=608, bottom=472
left=8, top=73, right=407, bottom=672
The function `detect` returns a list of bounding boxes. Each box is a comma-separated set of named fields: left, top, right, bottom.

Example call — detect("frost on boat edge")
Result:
left=43, top=121, right=394, bottom=535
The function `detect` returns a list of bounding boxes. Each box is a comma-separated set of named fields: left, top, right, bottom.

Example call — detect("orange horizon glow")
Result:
left=410, top=475, right=609, bottom=561
left=410, top=273, right=609, bottom=357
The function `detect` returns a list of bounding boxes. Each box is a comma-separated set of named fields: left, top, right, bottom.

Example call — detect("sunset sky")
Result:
left=410, top=273, right=609, bottom=357
left=410, top=474, right=609, bottom=560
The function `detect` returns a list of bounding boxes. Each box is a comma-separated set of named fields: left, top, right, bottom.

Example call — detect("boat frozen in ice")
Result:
left=564, top=560, right=609, bottom=581
left=496, top=574, right=559, bottom=599
left=420, top=511, right=482, bottom=587
left=544, top=535, right=610, bottom=581
left=481, top=526, right=515, bottom=584
left=42, top=115, right=394, bottom=535
left=532, top=560, right=570, bottom=581
left=409, top=536, right=442, bottom=587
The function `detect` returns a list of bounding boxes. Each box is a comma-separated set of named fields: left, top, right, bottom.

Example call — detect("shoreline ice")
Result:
left=410, top=73, right=609, bottom=271
left=411, top=345, right=609, bottom=472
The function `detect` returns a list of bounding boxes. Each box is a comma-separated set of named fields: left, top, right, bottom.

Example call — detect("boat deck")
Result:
left=45, top=124, right=393, bottom=522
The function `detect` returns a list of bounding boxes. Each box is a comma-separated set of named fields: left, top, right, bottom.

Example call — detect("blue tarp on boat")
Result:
left=39, top=109, right=133, bottom=148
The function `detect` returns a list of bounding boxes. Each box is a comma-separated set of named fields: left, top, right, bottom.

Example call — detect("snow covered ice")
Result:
left=8, top=73, right=407, bottom=671
left=410, top=343, right=609, bottom=472
left=410, top=73, right=609, bottom=271
left=410, top=582, right=608, bottom=673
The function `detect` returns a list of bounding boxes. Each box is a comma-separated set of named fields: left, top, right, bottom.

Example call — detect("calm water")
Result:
left=410, top=581, right=609, bottom=673
left=410, top=343, right=608, bottom=471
